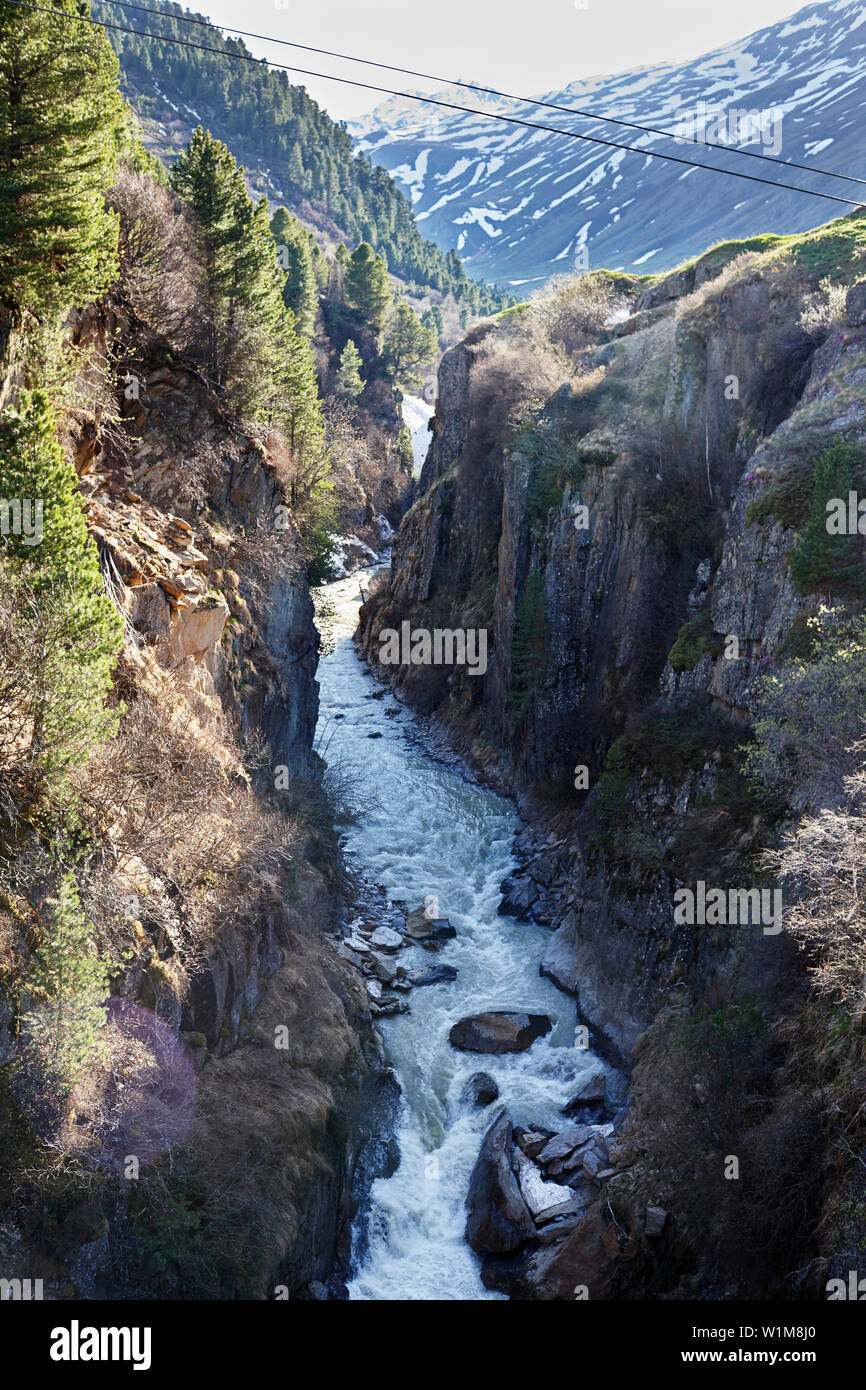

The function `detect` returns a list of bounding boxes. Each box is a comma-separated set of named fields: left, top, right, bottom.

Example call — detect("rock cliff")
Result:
left=357, top=214, right=866, bottom=1297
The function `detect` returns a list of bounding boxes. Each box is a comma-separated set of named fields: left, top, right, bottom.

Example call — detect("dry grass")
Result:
left=69, top=655, right=299, bottom=967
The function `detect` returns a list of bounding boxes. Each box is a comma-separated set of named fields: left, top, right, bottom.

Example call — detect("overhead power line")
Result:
left=3, top=0, right=863, bottom=209
left=93, top=0, right=866, bottom=189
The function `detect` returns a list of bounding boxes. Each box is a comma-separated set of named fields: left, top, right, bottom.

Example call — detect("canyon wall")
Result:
left=357, top=218, right=866, bottom=1297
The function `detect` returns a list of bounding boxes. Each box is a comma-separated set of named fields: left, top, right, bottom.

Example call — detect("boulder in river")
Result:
left=449, top=1011, right=553, bottom=1054
left=405, top=906, right=456, bottom=940
left=410, top=964, right=458, bottom=987
left=465, top=1110, right=536, bottom=1253
left=462, top=1072, right=500, bottom=1107
left=369, top=925, right=404, bottom=950
left=497, top=873, right=539, bottom=921
left=562, top=1071, right=607, bottom=1120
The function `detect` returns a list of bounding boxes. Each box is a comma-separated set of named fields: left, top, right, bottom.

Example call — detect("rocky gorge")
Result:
left=356, top=213, right=866, bottom=1298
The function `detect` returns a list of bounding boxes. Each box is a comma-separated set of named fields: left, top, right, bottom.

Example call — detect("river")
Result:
left=313, top=570, right=610, bottom=1301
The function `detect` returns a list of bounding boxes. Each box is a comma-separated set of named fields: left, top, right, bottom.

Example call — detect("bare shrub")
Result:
left=531, top=271, right=627, bottom=356
left=70, top=679, right=297, bottom=963
left=229, top=514, right=301, bottom=605
left=107, top=169, right=203, bottom=352
left=467, top=330, right=562, bottom=460
left=676, top=251, right=763, bottom=319
left=764, top=764, right=866, bottom=1007
left=800, top=275, right=848, bottom=336
left=745, top=609, right=866, bottom=809
left=60, top=998, right=197, bottom=1171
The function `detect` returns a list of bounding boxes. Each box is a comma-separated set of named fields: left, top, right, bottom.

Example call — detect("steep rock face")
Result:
left=72, top=302, right=320, bottom=780
left=356, top=227, right=866, bottom=1294
left=360, top=237, right=818, bottom=791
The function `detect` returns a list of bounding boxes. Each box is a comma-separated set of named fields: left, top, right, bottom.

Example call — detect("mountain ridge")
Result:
left=350, top=0, right=866, bottom=285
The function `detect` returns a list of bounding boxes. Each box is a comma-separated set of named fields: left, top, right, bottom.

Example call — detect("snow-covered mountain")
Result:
left=351, top=0, right=866, bottom=286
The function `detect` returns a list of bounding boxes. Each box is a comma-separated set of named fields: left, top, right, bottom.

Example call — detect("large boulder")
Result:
left=405, top=906, right=456, bottom=940
left=369, top=925, right=404, bottom=950
left=465, top=1110, right=536, bottom=1253
left=497, top=874, right=538, bottom=920
left=462, top=1072, right=500, bottom=1107
left=526, top=1199, right=621, bottom=1299
left=536, top=1125, right=593, bottom=1166
left=449, top=1011, right=552, bottom=1054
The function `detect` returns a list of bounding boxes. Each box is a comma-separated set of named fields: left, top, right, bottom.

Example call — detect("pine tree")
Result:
left=385, top=301, right=437, bottom=385
left=790, top=440, right=866, bottom=599
left=270, top=207, right=318, bottom=336
left=171, top=130, right=318, bottom=432
left=336, top=340, right=364, bottom=400
left=0, top=390, right=123, bottom=781
left=422, top=305, right=444, bottom=344
left=17, top=871, right=109, bottom=1122
left=345, top=242, right=392, bottom=335
left=0, top=0, right=125, bottom=319
left=169, top=127, right=242, bottom=384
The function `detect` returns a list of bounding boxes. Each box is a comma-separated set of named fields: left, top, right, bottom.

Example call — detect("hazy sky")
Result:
left=194, top=0, right=833, bottom=121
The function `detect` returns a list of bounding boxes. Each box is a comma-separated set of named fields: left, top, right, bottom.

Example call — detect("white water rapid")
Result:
left=313, top=571, right=610, bottom=1301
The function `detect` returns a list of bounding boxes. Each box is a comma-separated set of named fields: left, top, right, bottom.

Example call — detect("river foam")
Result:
left=313, top=570, right=610, bottom=1301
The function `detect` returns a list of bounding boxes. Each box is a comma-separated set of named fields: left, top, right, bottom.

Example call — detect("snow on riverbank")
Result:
left=401, top=393, right=434, bottom=476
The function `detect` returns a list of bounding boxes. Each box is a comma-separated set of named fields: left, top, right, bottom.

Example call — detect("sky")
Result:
left=193, top=0, right=835, bottom=122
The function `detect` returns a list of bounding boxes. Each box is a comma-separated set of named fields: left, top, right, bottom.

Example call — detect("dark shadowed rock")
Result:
left=497, top=873, right=539, bottom=920
left=562, top=1071, right=607, bottom=1119
left=482, top=1199, right=621, bottom=1299
left=462, top=1072, right=500, bottom=1107
left=527, top=1199, right=621, bottom=1299
left=465, top=1110, right=536, bottom=1253
left=429, top=920, right=456, bottom=940
left=536, top=1124, right=593, bottom=1166
left=410, top=964, right=458, bottom=987
left=449, top=1011, right=553, bottom=1054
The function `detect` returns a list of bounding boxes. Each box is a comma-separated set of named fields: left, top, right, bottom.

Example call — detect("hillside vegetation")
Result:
left=0, top=0, right=393, bottom=1298
left=93, top=0, right=509, bottom=316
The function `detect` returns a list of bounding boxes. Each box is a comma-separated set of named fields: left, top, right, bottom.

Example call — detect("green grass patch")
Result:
left=668, top=610, right=725, bottom=673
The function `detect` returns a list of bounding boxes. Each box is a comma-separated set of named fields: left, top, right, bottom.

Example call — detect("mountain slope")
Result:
left=92, top=0, right=505, bottom=311
left=352, top=0, right=866, bottom=286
